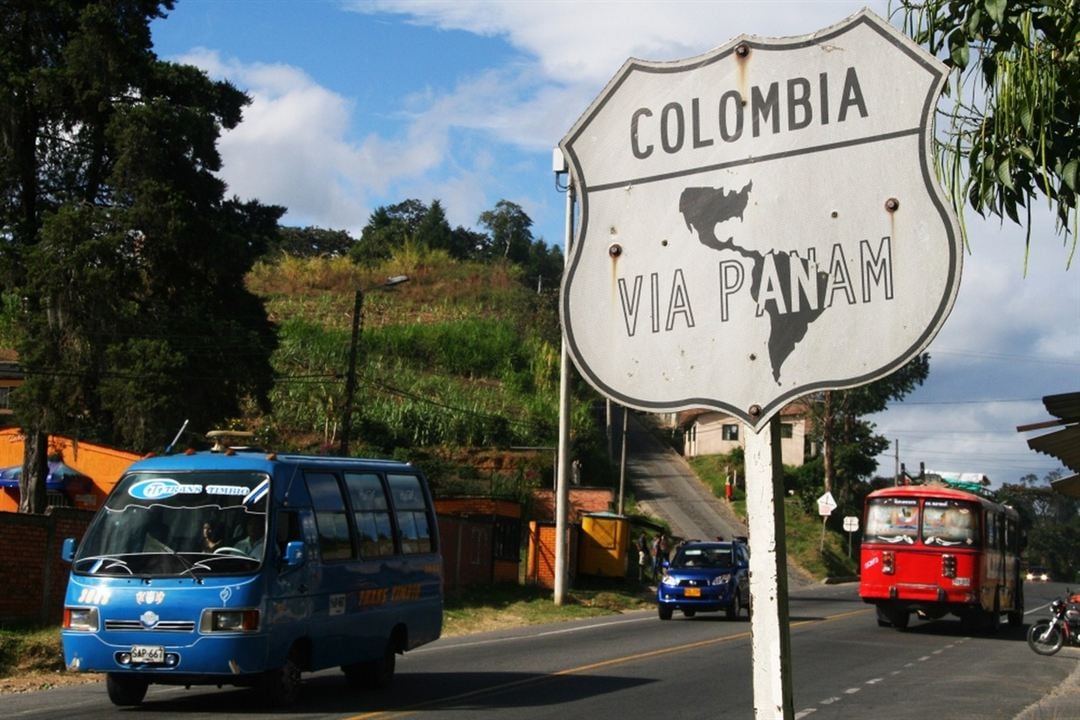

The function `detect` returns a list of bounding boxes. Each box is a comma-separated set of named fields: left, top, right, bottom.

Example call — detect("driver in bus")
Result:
left=235, top=515, right=265, bottom=558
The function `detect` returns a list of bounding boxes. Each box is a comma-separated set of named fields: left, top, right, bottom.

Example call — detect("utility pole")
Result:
left=339, top=276, right=409, bottom=456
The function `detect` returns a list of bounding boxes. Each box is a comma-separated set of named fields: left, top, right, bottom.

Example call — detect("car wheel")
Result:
left=727, top=594, right=740, bottom=620
left=658, top=605, right=673, bottom=620
left=106, top=674, right=148, bottom=707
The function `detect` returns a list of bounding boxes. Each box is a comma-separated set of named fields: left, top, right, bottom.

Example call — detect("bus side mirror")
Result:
left=61, top=537, right=76, bottom=563
left=283, top=541, right=305, bottom=567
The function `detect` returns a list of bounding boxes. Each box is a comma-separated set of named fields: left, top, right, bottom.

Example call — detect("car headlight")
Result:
left=63, top=606, right=99, bottom=632
left=711, top=574, right=732, bottom=586
left=1040, top=573, right=1048, bottom=582
left=661, top=574, right=681, bottom=587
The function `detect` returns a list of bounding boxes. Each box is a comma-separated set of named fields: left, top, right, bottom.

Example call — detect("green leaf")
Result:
left=950, top=41, right=970, bottom=69
left=966, top=7, right=984, bottom=36
left=1063, top=159, right=1079, bottom=192
left=1016, top=144, right=1035, bottom=163
left=997, top=156, right=1014, bottom=188
left=984, top=0, right=1006, bottom=24
left=946, top=29, right=971, bottom=69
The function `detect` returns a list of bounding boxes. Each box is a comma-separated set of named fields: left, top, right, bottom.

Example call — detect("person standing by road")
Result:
left=636, top=532, right=649, bottom=581
left=652, top=534, right=664, bottom=580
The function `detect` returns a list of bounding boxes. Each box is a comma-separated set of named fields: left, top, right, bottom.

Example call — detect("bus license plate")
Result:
left=684, top=587, right=701, bottom=598
left=130, top=645, right=165, bottom=664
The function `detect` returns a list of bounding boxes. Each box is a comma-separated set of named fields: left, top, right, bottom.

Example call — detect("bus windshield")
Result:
left=864, top=497, right=919, bottom=544
left=72, top=471, right=270, bottom=578
left=922, top=499, right=978, bottom=546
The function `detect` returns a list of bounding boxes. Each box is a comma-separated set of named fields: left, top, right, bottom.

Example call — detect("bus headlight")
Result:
left=200, top=609, right=260, bottom=633
left=63, top=607, right=99, bottom=632
left=882, top=551, right=895, bottom=575
left=941, top=554, right=956, bottom=578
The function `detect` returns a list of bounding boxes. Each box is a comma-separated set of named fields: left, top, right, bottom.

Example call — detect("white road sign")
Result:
left=817, top=491, right=837, bottom=517
left=843, top=515, right=860, bottom=532
left=559, top=9, right=962, bottom=431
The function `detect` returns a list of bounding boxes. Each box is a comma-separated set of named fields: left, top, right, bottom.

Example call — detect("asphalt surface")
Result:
left=618, top=410, right=1080, bottom=718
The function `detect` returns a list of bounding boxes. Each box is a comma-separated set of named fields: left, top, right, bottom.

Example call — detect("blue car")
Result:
left=657, top=540, right=750, bottom=620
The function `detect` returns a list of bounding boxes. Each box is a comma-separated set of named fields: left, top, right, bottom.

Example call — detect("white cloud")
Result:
left=348, top=1, right=887, bottom=86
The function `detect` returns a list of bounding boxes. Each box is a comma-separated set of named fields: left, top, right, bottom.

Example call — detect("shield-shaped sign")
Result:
left=559, top=9, right=961, bottom=431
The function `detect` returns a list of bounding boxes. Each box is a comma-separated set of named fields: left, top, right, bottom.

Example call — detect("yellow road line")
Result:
left=345, top=607, right=872, bottom=720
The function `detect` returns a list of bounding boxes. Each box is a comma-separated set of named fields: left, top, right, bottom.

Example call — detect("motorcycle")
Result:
left=1026, top=590, right=1080, bottom=656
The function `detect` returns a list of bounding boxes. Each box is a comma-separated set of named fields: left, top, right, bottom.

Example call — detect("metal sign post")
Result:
left=817, top=491, right=837, bottom=552
left=746, top=418, right=793, bottom=719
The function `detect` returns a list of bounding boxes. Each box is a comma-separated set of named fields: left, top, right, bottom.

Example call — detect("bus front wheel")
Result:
left=262, top=653, right=302, bottom=706
left=106, top=673, right=148, bottom=707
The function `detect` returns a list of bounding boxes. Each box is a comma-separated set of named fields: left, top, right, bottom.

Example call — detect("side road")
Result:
left=620, top=410, right=814, bottom=588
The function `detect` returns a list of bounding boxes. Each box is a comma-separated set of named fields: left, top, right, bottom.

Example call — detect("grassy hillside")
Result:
left=244, top=248, right=605, bottom=499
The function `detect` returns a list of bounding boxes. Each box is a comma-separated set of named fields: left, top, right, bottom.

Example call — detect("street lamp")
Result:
left=339, top=275, right=409, bottom=456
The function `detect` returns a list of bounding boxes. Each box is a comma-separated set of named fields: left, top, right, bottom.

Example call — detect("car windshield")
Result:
left=72, top=471, right=270, bottom=578
left=671, top=545, right=735, bottom=569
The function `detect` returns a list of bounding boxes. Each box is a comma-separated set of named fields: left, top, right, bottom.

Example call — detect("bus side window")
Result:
left=275, top=510, right=303, bottom=556
left=305, top=472, right=353, bottom=561
left=344, top=472, right=395, bottom=558
left=984, top=512, right=998, bottom=550
left=388, top=474, right=435, bottom=554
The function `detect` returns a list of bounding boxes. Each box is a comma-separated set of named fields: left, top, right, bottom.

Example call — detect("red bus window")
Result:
left=865, top=498, right=919, bottom=544
left=922, top=500, right=977, bottom=547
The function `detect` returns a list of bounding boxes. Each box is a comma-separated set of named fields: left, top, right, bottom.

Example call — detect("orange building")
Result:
left=0, top=429, right=142, bottom=513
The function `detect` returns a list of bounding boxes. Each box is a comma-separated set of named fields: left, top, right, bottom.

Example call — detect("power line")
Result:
left=931, top=349, right=1080, bottom=367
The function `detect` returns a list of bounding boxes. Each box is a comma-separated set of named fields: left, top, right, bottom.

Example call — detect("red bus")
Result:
left=859, top=482, right=1024, bottom=631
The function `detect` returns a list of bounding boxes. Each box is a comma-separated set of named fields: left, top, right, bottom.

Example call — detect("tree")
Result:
left=806, top=354, right=931, bottom=513
left=478, top=200, right=534, bottom=263
left=900, top=1, right=1079, bottom=263
left=0, top=1, right=280, bottom=511
left=350, top=198, right=429, bottom=265
left=270, top=226, right=355, bottom=259
left=997, top=470, right=1079, bottom=582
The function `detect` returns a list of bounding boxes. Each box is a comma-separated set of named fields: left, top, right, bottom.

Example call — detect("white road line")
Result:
left=844, top=687, right=862, bottom=695
left=795, top=709, right=818, bottom=718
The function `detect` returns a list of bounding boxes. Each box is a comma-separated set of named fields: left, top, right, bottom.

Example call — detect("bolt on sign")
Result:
left=558, top=9, right=962, bottom=431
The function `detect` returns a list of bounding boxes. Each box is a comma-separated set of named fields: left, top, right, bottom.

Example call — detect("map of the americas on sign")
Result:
left=679, top=182, right=829, bottom=383
left=558, top=9, right=962, bottom=431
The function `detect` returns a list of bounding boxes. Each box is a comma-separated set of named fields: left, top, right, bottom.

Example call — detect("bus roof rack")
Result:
left=205, top=430, right=258, bottom=453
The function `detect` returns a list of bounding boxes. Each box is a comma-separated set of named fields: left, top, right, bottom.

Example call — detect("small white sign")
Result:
left=843, top=515, right=859, bottom=532
left=817, top=491, right=837, bottom=517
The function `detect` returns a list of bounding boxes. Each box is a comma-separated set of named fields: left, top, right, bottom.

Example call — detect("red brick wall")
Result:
left=531, top=487, right=614, bottom=523
left=436, top=497, right=522, bottom=519
left=526, top=521, right=579, bottom=589
left=0, top=507, right=94, bottom=624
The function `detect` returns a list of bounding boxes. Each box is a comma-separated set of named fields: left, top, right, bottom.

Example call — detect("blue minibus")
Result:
left=60, top=447, right=443, bottom=706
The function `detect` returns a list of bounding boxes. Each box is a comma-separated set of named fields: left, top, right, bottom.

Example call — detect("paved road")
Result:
left=8, top=583, right=1075, bottom=719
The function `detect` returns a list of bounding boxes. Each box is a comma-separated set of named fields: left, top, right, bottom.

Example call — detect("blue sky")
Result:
left=150, top=1, right=1079, bottom=486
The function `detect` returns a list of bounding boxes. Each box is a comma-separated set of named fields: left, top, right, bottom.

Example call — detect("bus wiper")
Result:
left=82, top=555, right=134, bottom=575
